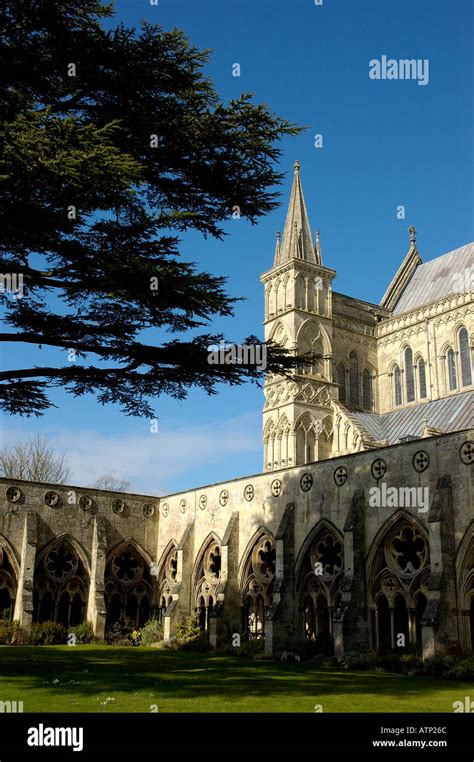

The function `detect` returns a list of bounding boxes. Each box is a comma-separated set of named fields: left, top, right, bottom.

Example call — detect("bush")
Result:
left=273, top=636, right=320, bottom=663
left=140, top=620, right=164, bottom=646
left=175, top=612, right=201, bottom=645
left=68, top=622, right=94, bottom=644
left=105, top=618, right=133, bottom=644
left=10, top=626, right=30, bottom=645
left=152, top=639, right=176, bottom=650
left=30, top=621, right=67, bottom=645
left=445, top=656, right=474, bottom=681
left=0, top=619, right=18, bottom=644
left=235, top=639, right=265, bottom=658
left=0, top=620, right=12, bottom=644
left=177, top=632, right=210, bottom=652
left=339, top=651, right=372, bottom=671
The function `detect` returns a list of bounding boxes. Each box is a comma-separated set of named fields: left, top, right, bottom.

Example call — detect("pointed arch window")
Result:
left=337, top=362, right=347, bottom=404
left=417, top=358, right=427, bottom=399
left=404, top=347, right=415, bottom=402
left=459, top=327, right=472, bottom=386
left=349, top=351, right=359, bottom=408
left=447, top=348, right=457, bottom=391
left=393, top=365, right=402, bottom=407
left=362, top=369, right=372, bottom=410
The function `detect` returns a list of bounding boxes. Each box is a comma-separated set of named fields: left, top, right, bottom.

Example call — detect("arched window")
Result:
left=447, top=348, right=457, bottom=391
left=337, top=362, right=347, bottom=404
left=104, top=545, right=152, bottom=630
left=34, top=540, right=88, bottom=627
left=193, top=539, right=221, bottom=632
left=459, top=327, right=472, bottom=386
left=0, top=543, right=17, bottom=622
left=362, top=368, right=372, bottom=410
left=349, top=351, right=359, bottom=408
left=296, top=525, right=343, bottom=654
left=393, top=365, right=402, bottom=406
left=417, top=358, right=427, bottom=399
left=369, top=521, right=429, bottom=654
left=404, top=347, right=415, bottom=402
left=241, top=533, right=275, bottom=640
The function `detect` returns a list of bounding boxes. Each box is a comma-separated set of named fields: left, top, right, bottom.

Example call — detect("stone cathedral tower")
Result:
left=260, top=161, right=338, bottom=472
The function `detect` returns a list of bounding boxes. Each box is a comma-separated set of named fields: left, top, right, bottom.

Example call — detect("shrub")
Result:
left=177, top=632, right=210, bottom=652
left=339, top=651, right=372, bottom=670
left=68, top=622, right=94, bottom=644
left=30, top=621, right=67, bottom=645
left=273, top=636, right=320, bottom=662
left=10, top=626, right=30, bottom=645
left=175, top=612, right=201, bottom=645
left=0, top=619, right=15, bottom=644
left=235, top=639, right=265, bottom=658
left=445, top=656, right=474, bottom=681
left=140, top=620, right=164, bottom=646
left=105, top=618, right=133, bottom=644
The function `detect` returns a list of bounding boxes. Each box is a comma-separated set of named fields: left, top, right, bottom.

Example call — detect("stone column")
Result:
left=265, top=503, right=295, bottom=655
left=423, top=475, right=457, bottom=658
left=87, top=515, right=107, bottom=638
left=13, top=511, right=37, bottom=629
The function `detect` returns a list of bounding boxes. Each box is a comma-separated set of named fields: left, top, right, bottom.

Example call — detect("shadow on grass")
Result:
left=0, top=646, right=468, bottom=706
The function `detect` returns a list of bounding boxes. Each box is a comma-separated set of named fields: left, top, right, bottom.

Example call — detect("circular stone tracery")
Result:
left=252, top=536, right=276, bottom=582
left=44, top=544, right=78, bottom=581
left=386, top=525, right=427, bottom=576
left=310, top=532, right=343, bottom=578
left=111, top=550, right=143, bottom=585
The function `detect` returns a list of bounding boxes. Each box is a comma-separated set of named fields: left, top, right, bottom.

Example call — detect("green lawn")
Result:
left=0, top=645, right=470, bottom=713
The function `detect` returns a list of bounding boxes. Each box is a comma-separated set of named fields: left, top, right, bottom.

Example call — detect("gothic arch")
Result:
left=337, top=360, right=348, bottom=404
left=0, top=536, right=19, bottom=621
left=402, top=344, right=415, bottom=402
left=318, top=414, right=334, bottom=460
left=456, top=323, right=473, bottom=387
left=389, top=361, right=403, bottom=407
left=0, top=535, right=20, bottom=579
left=276, top=414, right=291, bottom=467
left=295, top=518, right=343, bottom=579
left=456, top=522, right=474, bottom=651
left=104, top=539, right=153, bottom=629
left=156, top=540, right=178, bottom=619
left=35, top=533, right=90, bottom=577
left=294, top=411, right=319, bottom=464
left=239, top=528, right=276, bottom=639
left=366, top=511, right=430, bottom=653
left=296, top=519, right=344, bottom=651
left=263, top=418, right=277, bottom=470
left=296, top=319, right=331, bottom=378
left=192, top=533, right=222, bottom=631
left=348, top=349, right=361, bottom=408
left=33, top=535, right=90, bottom=627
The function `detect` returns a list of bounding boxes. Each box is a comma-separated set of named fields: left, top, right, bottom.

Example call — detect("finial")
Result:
left=294, top=160, right=300, bottom=173
left=409, top=225, right=416, bottom=246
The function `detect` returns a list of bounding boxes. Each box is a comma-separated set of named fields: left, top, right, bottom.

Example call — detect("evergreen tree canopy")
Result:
left=0, top=0, right=304, bottom=417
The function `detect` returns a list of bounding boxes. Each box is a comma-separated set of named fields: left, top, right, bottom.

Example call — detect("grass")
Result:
left=0, top=645, right=470, bottom=713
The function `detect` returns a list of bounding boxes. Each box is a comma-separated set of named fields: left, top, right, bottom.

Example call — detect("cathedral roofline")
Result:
left=380, top=225, right=422, bottom=311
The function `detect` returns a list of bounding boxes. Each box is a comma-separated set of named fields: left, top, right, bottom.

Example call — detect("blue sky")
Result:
left=1, top=0, right=473, bottom=495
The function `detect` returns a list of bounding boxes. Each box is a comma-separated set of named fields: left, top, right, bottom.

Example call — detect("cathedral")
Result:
left=1, top=163, right=473, bottom=658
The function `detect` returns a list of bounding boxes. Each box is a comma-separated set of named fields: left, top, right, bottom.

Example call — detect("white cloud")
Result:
left=0, top=412, right=261, bottom=495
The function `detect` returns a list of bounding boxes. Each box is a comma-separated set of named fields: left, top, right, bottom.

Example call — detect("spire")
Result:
left=380, top=225, right=422, bottom=311
left=274, top=161, right=315, bottom=266
left=315, top=229, right=322, bottom=264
